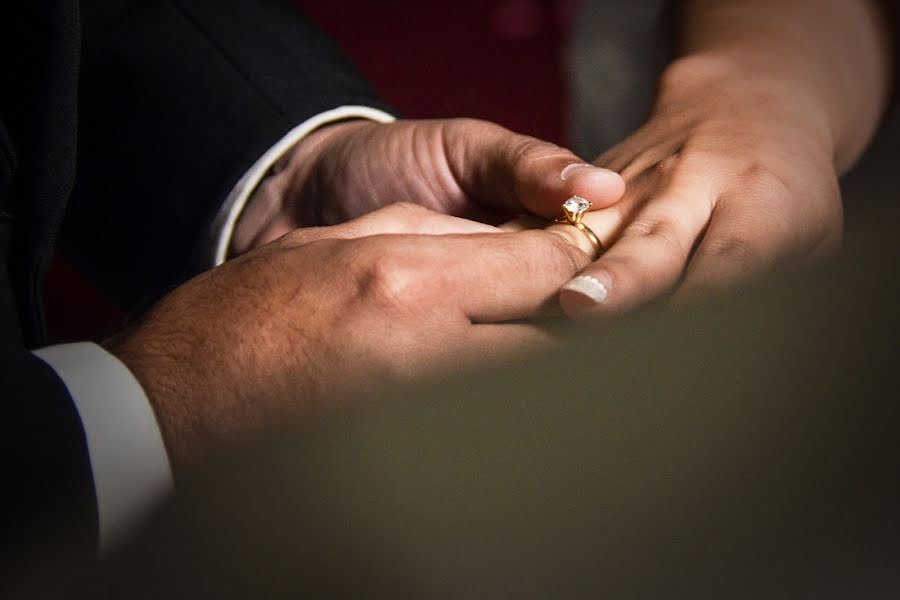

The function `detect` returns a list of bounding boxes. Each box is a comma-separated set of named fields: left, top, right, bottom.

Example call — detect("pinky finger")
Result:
left=672, top=203, right=795, bottom=303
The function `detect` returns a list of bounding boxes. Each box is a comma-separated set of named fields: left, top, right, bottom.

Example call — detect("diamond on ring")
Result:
left=561, top=196, right=591, bottom=226
left=562, top=196, right=591, bottom=217
left=557, top=195, right=603, bottom=257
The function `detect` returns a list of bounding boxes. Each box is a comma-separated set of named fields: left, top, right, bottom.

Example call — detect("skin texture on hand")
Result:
left=231, top=118, right=625, bottom=255
left=555, top=0, right=893, bottom=318
left=105, top=203, right=590, bottom=477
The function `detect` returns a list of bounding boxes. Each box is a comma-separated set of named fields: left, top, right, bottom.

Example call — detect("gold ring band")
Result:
left=554, top=217, right=603, bottom=256
left=572, top=221, right=603, bottom=255
left=558, top=196, right=605, bottom=257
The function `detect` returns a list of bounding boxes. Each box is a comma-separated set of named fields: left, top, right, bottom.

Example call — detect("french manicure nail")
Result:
left=562, top=274, right=611, bottom=303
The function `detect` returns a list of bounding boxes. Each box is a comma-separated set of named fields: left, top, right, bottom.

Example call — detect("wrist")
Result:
left=230, top=119, right=375, bottom=256
left=102, top=332, right=189, bottom=476
left=654, top=53, right=837, bottom=160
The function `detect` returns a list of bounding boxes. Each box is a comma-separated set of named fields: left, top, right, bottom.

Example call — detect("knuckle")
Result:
left=740, top=161, right=844, bottom=242
left=700, top=235, right=761, bottom=264
left=621, top=217, right=687, bottom=254
left=655, top=154, right=683, bottom=176
left=736, top=161, right=793, bottom=198
left=358, top=243, right=429, bottom=311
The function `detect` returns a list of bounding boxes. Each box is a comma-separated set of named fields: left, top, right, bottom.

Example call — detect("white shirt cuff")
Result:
left=208, top=105, right=396, bottom=267
left=33, top=342, right=174, bottom=554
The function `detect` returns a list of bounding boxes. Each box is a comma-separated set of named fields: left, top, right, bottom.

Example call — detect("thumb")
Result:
left=445, top=119, right=625, bottom=219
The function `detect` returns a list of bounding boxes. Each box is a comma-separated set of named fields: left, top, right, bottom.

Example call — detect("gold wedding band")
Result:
left=570, top=221, right=602, bottom=255
left=556, top=196, right=604, bottom=256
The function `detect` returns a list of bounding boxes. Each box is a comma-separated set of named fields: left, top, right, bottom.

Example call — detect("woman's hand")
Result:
left=555, top=0, right=892, bottom=318
left=553, top=56, right=847, bottom=317
left=231, top=118, right=625, bottom=255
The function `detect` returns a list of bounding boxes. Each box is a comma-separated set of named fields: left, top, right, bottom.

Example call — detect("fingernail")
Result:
left=560, top=162, right=594, bottom=181
left=562, top=274, right=611, bottom=303
left=559, top=163, right=612, bottom=181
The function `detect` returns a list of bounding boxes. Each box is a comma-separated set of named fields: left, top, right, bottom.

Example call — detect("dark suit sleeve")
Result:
left=61, top=0, right=392, bottom=309
left=0, top=350, right=98, bottom=581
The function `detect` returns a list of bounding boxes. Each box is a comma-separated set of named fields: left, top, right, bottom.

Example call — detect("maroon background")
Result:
left=45, top=0, right=573, bottom=343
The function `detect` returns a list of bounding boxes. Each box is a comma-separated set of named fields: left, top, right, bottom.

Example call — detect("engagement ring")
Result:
left=557, top=196, right=603, bottom=256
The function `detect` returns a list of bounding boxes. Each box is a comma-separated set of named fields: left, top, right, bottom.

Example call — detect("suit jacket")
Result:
left=0, top=0, right=388, bottom=569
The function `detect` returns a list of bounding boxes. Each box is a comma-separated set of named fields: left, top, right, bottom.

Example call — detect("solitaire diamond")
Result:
left=563, top=196, right=591, bottom=215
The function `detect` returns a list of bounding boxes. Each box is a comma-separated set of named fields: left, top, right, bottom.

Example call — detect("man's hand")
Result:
left=230, top=118, right=625, bottom=255
left=106, top=203, right=589, bottom=475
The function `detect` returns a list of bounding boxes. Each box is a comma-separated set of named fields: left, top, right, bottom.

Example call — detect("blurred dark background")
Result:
left=44, top=0, right=899, bottom=344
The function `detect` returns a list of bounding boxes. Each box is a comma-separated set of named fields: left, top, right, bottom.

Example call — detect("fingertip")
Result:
left=559, top=289, right=599, bottom=320
left=559, top=272, right=614, bottom=319
left=567, top=167, right=626, bottom=208
left=520, top=157, right=624, bottom=219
